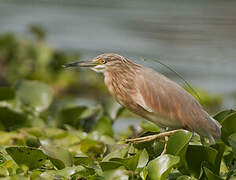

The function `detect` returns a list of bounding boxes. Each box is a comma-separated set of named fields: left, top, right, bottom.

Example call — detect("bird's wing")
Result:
left=132, top=67, right=207, bottom=130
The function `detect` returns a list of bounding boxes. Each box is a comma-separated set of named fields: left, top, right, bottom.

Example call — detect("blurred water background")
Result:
left=0, top=0, right=236, bottom=109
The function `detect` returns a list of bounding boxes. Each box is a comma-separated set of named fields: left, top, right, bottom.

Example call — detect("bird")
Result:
left=63, top=53, right=221, bottom=144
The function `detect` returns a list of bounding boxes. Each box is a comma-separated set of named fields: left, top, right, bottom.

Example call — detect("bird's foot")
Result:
left=125, top=130, right=178, bottom=144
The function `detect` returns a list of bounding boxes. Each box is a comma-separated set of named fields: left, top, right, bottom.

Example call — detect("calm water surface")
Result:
left=0, top=0, right=236, bottom=108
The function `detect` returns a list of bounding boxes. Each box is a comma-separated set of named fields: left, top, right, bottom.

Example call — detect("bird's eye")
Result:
left=101, top=59, right=106, bottom=64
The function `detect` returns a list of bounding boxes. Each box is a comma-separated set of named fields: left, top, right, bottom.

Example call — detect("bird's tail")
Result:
left=210, top=116, right=222, bottom=138
left=205, top=116, right=222, bottom=144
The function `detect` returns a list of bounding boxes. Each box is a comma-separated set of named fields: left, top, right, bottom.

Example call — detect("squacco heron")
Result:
left=64, top=53, right=221, bottom=144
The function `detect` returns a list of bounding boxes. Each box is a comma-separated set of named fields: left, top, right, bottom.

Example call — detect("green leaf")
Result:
left=0, top=107, right=28, bottom=131
left=39, top=140, right=72, bottom=169
left=176, top=175, right=195, bottom=180
left=73, top=155, right=93, bottom=166
left=213, top=109, right=235, bottom=124
left=147, top=154, right=180, bottom=180
left=0, top=87, right=15, bottom=101
left=80, top=139, right=105, bottom=157
left=185, top=145, right=218, bottom=178
left=16, top=80, right=53, bottom=112
left=203, top=167, right=223, bottom=180
left=221, top=112, right=236, bottom=144
left=94, top=116, right=113, bottom=137
left=102, top=144, right=128, bottom=161
left=210, top=142, right=226, bottom=174
left=137, top=149, right=149, bottom=169
left=56, top=106, right=87, bottom=129
left=228, top=133, right=236, bottom=154
left=6, top=146, right=47, bottom=170
left=140, top=121, right=161, bottom=133
left=99, top=161, right=123, bottom=171
left=110, top=152, right=141, bottom=171
left=166, top=130, right=192, bottom=155
left=134, top=138, right=165, bottom=160
left=166, top=130, right=192, bottom=173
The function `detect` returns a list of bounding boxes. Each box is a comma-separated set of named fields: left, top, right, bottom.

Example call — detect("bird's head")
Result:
left=63, top=53, right=127, bottom=73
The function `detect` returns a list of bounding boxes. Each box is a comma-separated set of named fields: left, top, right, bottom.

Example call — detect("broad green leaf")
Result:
left=140, top=167, right=148, bottom=180
left=80, top=139, right=105, bottom=158
left=102, top=168, right=129, bottom=180
left=40, top=166, right=95, bottom=179
left=40, top=140, right=72, bottom=169
left=44, top=128, right=68, bottom=139
left=147, top=154, right=180, bottom=180
left=210, top=142, right=226, bottom=174
left=137, top=149, right=149, bottom=169
left=228, top=133, right=236, bottom=154
left=100, top=161, right=123, bottom=171
left=0, top=87, right=15, bottom=101
left=0, top=107, right=28, bottom=131
left=94, top=116, right=113, bottom=137
left=166, top=130, right=192, bottom=173
left=134, top=137, right=165, bottom=160
left=221, top=112, right=236, bottom=144
left=177, top=175, right=196, bottom=180
left=0, top=166, right=9, bottom=177
left=213, top=109, right=235, bottom=124
left=203, top=167, right=223, bottom=180
left=6, top=146, right=47, bottom=170
left=56, top=106, right=87, bottom=129
left=166, top=130, right=192, bottom=155
left=16, top=80, right=53, bottom=112
left=185, top=145, right=218, bottom=178
left=102, top=144, right=128, bottom=161
left=73, top=155, right=94, bottom=167
left=140, top=121, right=161, bottom=133
left=110, top=152, right=141, bottom=171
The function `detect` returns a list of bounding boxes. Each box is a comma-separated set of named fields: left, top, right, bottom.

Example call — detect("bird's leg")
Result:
left=161, top=136, right=168, bottom=155
left=125, top=129, right=178, bottom=144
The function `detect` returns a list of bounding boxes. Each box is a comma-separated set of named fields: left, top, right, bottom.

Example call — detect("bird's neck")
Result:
left=104, top=64, right=140, bottom=106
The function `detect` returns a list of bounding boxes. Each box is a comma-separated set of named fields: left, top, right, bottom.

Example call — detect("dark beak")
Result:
left=62, top=60, right=98, bottom=68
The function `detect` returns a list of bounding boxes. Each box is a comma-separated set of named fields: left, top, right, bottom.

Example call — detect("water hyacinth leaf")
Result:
left=137, top=149, right=149, bottom=169
left=166, top=130, right=192, bottom=155
left=213, top=109, right=235, bottom=124
left=140, top=121, right=161, bottom=133
left=228, top=133, right=236, bottom=154
left=203, top=167, right=223, bottom=180
left=15, top=80, right=53, bottom=112
left=40, top=140, right=72, bottom=169
left=210, top=142, right=226, bottom=174
left=140, top=167, right=148, bottom=180
left=5, top=146, right=47, bottom=170
left=102, top=169, right=129, bottom=180
left=134, top=138, right=165, bottom=160
left=147, top=154, right=180, bottom=180
left=185, top=145, right=218, bottom=178
left=110, top=152, right=141, bottom=171
left=102, top=144, right=129, bottom=162
left=56, top=106, right=87, bottom=129
left=0, top=107, right=28, bottom=131
left=221, top=112, right=236, bottom=144
left=73, top=155, right=93, bottom=167
left=40, top=166, right=95, bottom=179
left=176, top=175, right=195, bottom=180
left=80, top=139, right=105, bottom=157
left=100, top=161, right=123, bottom=171
left=0, top=166, right=9, bottom=177
left=0, top=87, right=15, bottom=101
left=166, top=130, right=192, bottom=172
left=94, top=116, right=113, bottom=137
